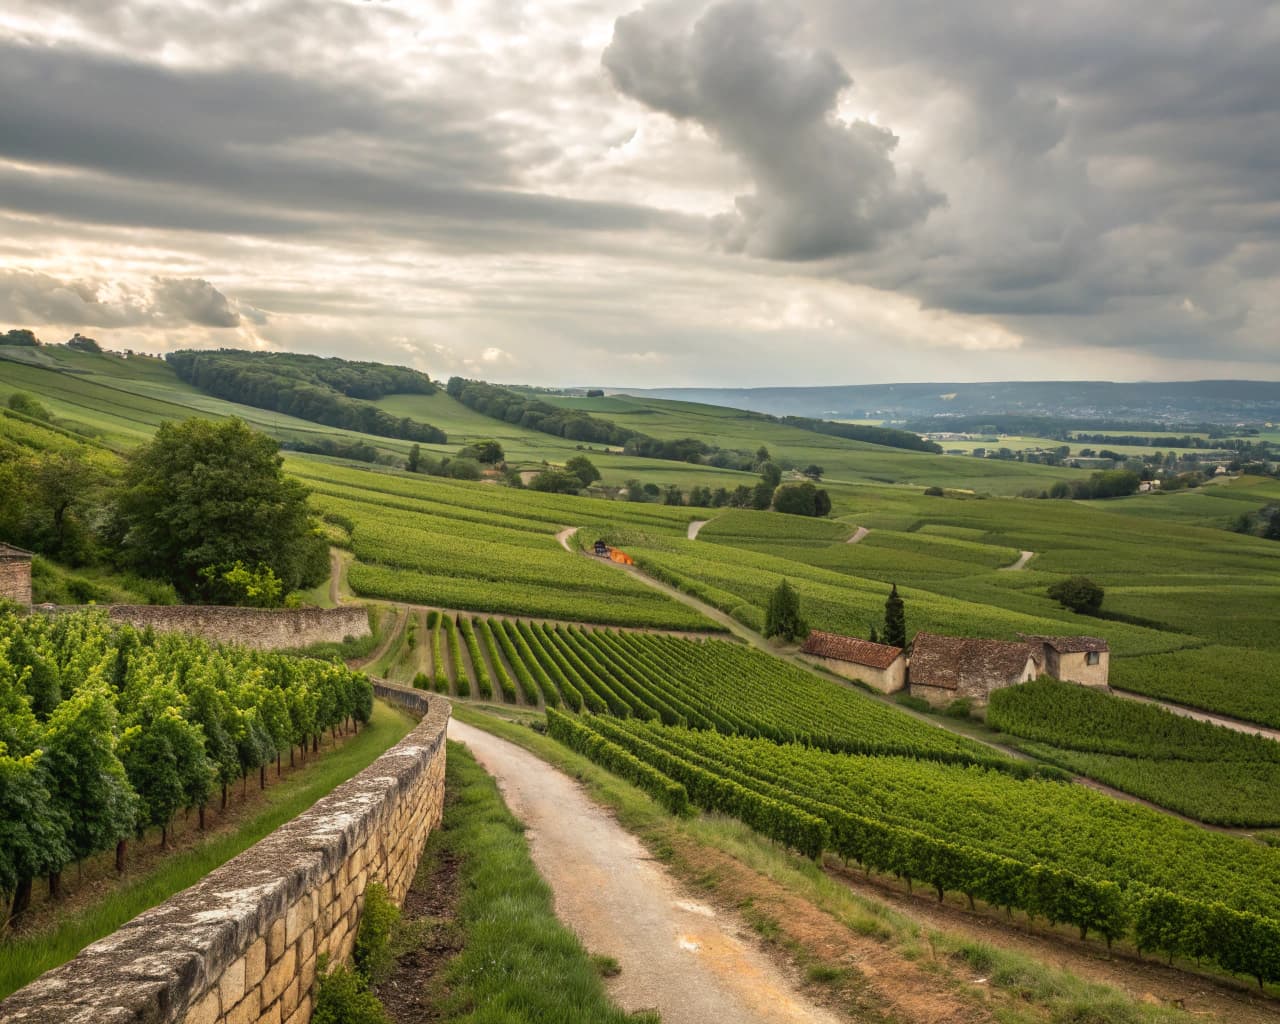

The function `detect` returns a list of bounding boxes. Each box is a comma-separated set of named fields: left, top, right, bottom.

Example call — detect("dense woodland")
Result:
left=167, top=350, right=447, bottom=444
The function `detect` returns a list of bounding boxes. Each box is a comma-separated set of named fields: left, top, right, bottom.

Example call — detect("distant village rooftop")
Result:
left=801, top=630, right=903, bottom=669
left=909, top=632, right=1041, bottom=692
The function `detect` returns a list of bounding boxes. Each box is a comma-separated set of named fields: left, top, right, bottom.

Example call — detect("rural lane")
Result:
left=447, top=718, right=842, bottom=1024
left=687, top=519, right=709, bottom=540
left=999, top=550, right=1035, bottom=570
left=846, top=526, right=870, bottom=545
left=1110, top=688, right=1280, bottom=744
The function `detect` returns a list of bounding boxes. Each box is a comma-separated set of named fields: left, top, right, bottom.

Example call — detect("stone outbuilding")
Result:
left=0, top=543, right=33, bottom=610
left=908, top=631, right=1041, bottom=707
left=800, top=630, right=906, bottom=693
left=1020, top=635, right=1110, bottom=687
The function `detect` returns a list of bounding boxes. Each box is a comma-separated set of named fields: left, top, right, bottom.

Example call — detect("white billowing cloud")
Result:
left=603, top=0, right=942, bottom=260
left=0, top=269, right=240, bottom=330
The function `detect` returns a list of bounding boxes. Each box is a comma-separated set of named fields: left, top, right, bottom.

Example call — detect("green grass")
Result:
left=0, top=700, right=416, bottom=1000
left=406, top=739, right=650, bottom=1023
left=1111, top=646, right=1280, bottom=728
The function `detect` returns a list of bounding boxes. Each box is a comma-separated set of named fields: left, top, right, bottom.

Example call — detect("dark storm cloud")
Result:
left=603, top=0, right=942, bottom=260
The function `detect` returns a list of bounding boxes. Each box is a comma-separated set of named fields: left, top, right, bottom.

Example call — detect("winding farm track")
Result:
left=999, top=549, right=1035, bottom=570
left=555, top=525, right=579, bottom=552
left=846, top=525, right=870, bottom=544
left=1110, top=688, right=1280, bottom=744
left=447, top=718, right=842, bottom=1024
left=687, top=519, right=710, bottom=540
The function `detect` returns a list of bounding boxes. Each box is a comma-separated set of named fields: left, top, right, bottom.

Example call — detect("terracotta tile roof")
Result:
left=1020, top=634, right=1110, bottom=654
left=0, top=542, right=34, bottom=560
left=909, top=632, right=1041, bottom=691
left=801, top=630, right=903, bottom=669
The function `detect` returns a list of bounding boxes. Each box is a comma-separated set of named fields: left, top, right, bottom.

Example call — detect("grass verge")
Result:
left=0, top=700, right=416, bottom=1000
left=382, top=739, right=652, bottom=1023
left=450, top=704, right=1201, bottom=1024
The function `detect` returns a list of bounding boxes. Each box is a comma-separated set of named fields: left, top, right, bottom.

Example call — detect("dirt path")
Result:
left=448, top=718, right=843, bottom=1024
left=687, top=519, right=709, bottom=540
left=555, top=525, right=579, bottom=552
left=846, top=526, right=870, bottom=545
left=329, top=548, right=342, bottom=605
left=1111, top=688, right=1280, bottom=743
left=999, top=550, right=1034, bottom=571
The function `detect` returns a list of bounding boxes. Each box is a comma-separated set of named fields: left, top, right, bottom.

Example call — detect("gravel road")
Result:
left=447, top=718, right=842, bottom=1024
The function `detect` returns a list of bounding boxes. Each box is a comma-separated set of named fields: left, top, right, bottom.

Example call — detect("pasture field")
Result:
left=551, top=713, right=1280, bottom=987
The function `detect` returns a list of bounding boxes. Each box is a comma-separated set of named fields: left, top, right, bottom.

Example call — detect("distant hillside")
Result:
left=618, top=381, right=1280, bottom=425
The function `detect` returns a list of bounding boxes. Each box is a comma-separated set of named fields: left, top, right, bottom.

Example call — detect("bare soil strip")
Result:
left=687, top=519, right=710, bottom=540
left=846, top=526, right=870, bottom=545
left=999, top=550, right=1035, bottom=570
left=448, top=718, right=845, bottom=1024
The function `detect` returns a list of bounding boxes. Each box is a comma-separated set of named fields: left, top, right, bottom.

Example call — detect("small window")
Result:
left=1086, top=651, right=1101, bottom=666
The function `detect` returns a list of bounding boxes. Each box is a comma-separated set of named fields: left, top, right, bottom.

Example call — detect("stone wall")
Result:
left=0, top=558, right=32, bottom=610
left=0, top=693, right=449, bottom=1024
left=48, top=604, right=370, bottom=652
left=801, top=654, right=907, bottom=694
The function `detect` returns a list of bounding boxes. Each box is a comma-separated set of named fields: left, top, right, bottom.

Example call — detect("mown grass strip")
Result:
left=395, top=739, right=649, bottom=1023
left=0, top=700, right=416, bottom=1001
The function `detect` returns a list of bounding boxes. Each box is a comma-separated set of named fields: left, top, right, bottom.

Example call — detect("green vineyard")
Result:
left=0, top=609, right=374, bottom=916
left=549, top=712, right=1280, bottom=987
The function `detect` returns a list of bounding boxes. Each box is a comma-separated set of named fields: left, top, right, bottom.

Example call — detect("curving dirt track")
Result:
left=448, top=718, right=843, bottom=1024
left=999, top=550, right=1034, bottom=570
left=687, top=519, right=710, bottom=540
left=846, top=526, right=870, bottom=545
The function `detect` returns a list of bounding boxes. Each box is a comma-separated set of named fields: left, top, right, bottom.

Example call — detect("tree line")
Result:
left=168, top=350, right=447, bottom=444
left=0, top=609, right=374, bottom=928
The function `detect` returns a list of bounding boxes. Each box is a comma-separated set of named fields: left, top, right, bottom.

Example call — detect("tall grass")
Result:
left=0, top=701, right=416, bottom=1000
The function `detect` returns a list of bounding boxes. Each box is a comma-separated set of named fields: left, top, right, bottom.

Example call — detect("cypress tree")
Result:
left=883, top=584, right=907, bottom=649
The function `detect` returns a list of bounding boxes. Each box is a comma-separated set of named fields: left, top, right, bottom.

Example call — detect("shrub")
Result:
left=312, top=957, right=388, bottom=1024
left=353, top=882, right=400, bottom=984
left=923, top=485, right=944, bottom=496
left=1047, top=576, right=1105, bottom=614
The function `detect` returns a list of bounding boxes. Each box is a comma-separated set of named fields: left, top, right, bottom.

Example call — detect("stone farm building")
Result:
left=908, top=632, right=1042, bottom=708
left=800, top=630, right=906, bottom=693
left=1020, top=634, right=1110, bottom=688
left=0, top=543, right=33, bottom=610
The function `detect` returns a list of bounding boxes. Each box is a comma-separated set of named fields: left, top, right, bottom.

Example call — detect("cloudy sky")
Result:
left=2, top=0, right=1278, bottom=386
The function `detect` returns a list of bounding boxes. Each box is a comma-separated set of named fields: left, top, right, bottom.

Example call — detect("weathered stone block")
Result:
left=219, top=957, right=246, bottom=1009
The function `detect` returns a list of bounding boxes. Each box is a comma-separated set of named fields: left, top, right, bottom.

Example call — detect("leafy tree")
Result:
left=688, top=485, right=712, bottom=507
left=802, top=464, right=824, bottom=480
left=565, top=454, right=601, bottom=488
left=763, top=579, right=807, bottom=642
left=1047, top=576, right=1105, bottom=614
left=883, top=584, right=907, bottom=649
left=529, top=469, right=582, bottom=494
left=445, top=458, right=482, bottom=481
left=663, top=484, right=683, bottom=506
left=198, top=561, right=284, bottom=608
left=406, top=444, right=421, bottom=473
left=754, top=446, right=771, bottom=467
left=458, top=440, right=504, bottom=464
left=109, top=418, right=328, bottom=601
left=773, top=481, right=831, bottom=517
left=65, top=333, right=102, bottom=353
left=0, top=328, right=39, bottom=347
left=759, top=462, right=783, bottom=489
left=0, top=750, right=68, bottom=925
left=624, top=479, right=646, bottom=502
left=751, top=482, right=774, bottom=510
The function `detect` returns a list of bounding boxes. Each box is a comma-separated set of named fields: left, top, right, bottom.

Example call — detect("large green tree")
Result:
left=109, top=418, right=328, bottom=601
left=763, top=579, right=808, bottom=642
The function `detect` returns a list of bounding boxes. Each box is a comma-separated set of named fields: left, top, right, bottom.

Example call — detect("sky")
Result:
left=1, top=0, right=1278, bottom=387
